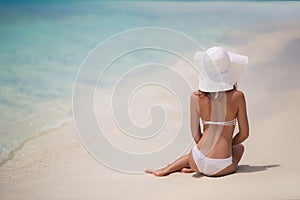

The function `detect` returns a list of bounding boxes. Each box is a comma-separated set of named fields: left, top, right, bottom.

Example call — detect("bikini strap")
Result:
left=201, top=118, right=236, bottom=126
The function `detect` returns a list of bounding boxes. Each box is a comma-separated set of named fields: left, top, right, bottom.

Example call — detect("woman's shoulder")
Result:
left=232, top=89, right=245, bottom=97
left=193, top=90, right=207, bottom=98
left=231, top=89, right=246, bottom=104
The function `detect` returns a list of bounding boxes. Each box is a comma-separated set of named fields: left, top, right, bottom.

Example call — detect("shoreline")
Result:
left=0, top=118, right=73, bottom=167
left=1, top=22, right=300, bottom=200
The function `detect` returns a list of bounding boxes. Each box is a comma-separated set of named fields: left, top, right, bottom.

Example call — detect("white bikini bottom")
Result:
left=192, top=145, right=233, bottom=176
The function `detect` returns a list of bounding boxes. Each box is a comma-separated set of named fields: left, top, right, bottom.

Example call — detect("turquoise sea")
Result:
left=0, top=1, right=299, bottom=161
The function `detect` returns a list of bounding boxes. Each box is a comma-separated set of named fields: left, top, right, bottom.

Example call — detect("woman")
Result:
left=145, top=47, right=249, bottom=177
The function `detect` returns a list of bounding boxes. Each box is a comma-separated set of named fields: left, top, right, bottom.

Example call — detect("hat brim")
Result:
left=193, top=50, right=248, bottom=93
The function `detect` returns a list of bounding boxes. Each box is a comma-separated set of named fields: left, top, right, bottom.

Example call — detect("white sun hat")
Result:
left=193, top=47, right=248, bottom=92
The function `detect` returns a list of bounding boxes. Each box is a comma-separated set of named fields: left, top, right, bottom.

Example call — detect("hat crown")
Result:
left=193, top=46, right=248, bottom=92
left=204, top=47, right=230, bottom=74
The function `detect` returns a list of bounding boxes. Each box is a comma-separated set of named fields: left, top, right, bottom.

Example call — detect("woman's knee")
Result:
left=232, top=144, right=245, bottom=165
left=233, top=144, right=244, bottom=152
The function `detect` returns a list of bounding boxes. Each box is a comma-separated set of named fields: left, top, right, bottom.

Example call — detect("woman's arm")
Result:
left=190, top=92, right=202, bottom=143
left=232, top=91, right=249, bottom=146
left=192, top=125, right=202, bottom=144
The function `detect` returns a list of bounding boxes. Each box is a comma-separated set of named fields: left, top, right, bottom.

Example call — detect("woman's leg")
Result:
left=213, top=144, right=245, bottom=177
left=232, top=144, right=245, bottom=167
left=145, top=154, right=190, bottom=176
left=146, top=92, right=202, bottom=176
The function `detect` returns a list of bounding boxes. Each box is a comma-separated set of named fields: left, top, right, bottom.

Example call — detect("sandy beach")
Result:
left=1, top=15, right=300, bottom=200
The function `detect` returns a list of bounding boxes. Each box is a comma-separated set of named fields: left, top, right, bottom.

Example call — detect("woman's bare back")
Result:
left=195, top=89, right=247, bottom=159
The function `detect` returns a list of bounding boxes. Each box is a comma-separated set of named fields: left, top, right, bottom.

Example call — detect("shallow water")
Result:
left=0, top=1, right=299, bottom=161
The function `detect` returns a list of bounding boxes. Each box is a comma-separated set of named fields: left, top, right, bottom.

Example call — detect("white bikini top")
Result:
left=201, top=118, right=236, bottom=126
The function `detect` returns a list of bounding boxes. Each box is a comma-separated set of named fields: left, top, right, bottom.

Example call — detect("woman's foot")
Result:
left=180, top=167, right=195, bottom=173
left=145, top=166, right=194, bottom=176
left=145, top=166, right=170, bottom=176
left=145, top=154, right=191, bottom=176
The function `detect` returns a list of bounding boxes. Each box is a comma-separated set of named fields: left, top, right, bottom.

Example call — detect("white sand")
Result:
left=1, top=25, right=300, bottom=200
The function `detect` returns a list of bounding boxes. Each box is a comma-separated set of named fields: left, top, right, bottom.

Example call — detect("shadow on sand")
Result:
left=191, top=164, right=280, bottom=178
left=236, top=164, right=280, bottom=173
